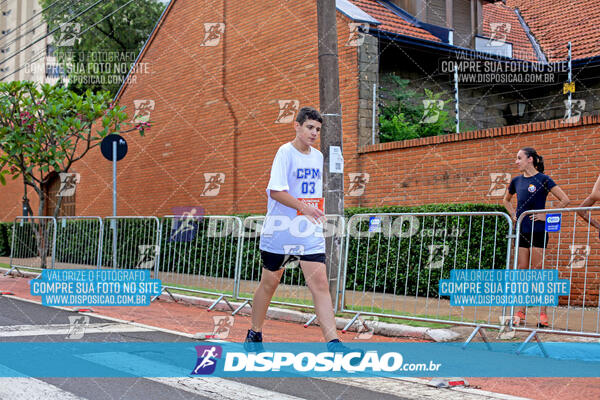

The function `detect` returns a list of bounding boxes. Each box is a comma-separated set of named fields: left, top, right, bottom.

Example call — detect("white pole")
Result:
left=112, top=140, right=117, bottom=268
left=372, top=83, right=377, bottom=144
left=568, top=41, right=572, bottom=120
left=454, top=64, right=460, bottom=133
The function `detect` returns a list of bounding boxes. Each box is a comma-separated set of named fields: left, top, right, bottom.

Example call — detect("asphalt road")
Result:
left=0, top=295, right=497, bottom=400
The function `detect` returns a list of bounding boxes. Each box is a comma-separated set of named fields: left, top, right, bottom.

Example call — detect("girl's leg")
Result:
left=515, top=246, right=531, bottom=318
left=530, top=246, right=547, bottom=316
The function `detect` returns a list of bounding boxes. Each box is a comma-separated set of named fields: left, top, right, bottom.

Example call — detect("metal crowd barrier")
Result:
left=512, top=207, right=600, bottom=339
left=8, top=209, right=600, bottom=344
left=54, top=217, right=103, bottom=269
left=6, top=216, right=56, bottom=275
left=233, top=215, right=345, bottom=321
left=158, top=215, right=242, bottom=309
left=340, top=212, right=514, bottom=338
left=101, top=216, right=161, bottom=275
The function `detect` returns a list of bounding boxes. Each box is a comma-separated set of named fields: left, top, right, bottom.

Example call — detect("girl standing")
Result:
left=503, top=147, right=570, bottom=327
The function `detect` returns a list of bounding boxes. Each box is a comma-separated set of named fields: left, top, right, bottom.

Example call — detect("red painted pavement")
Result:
left=1, top=273, right=599, bottom=400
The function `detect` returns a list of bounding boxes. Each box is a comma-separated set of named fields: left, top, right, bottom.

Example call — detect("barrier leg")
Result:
left=232, top=300, right=251, bottom=316
left=151, top=287, right=177, bottom=303
left=207, top=295, right=234, bottom=312
left=304, top=314, right=317, bottom=328
left=516, top=330, right=548, bottom=357
left=462, top=325, right=492, bottom=351
left=342, top=312, right=361, bottom=333
left=4, top=266, right=24, bottom=277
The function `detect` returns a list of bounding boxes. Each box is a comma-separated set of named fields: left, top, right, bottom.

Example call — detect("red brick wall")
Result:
left=0, top=0, right=360, bottom=220
left=1, top=0, right=599, bottom=306
left=357, top=116, right=600, bottom=209
left=356, top=116, right=600, bottom=307
left=1, top=1, right=599, bottom=222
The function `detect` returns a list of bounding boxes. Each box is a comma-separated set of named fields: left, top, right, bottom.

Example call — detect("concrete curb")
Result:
left=161, top=291, right=460, bottom=342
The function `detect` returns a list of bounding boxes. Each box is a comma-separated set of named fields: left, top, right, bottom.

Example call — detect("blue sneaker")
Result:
left=243, top=329, right=264, bottom=352
left=327, top=339, right=364, bottom=366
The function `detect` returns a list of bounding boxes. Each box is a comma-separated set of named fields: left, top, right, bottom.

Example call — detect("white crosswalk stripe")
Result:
left=0, top=353, right=530, bottom=400
left=0, top=295, right=528, bottom=400
left=76, top=352, right=305, bottom=400
left=317, top=377, right=531, bottom=400
left=0, top=378, right=84, bottom=400
left=0, top=323, right=154, bottom=337
left=150, top=377, right=305, bottom=400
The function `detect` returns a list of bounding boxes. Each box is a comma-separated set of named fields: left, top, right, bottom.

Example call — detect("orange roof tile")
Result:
left=506, top=0, right=600, bottom=61
left=347, top=0, right=599, bottom=63
left=348, top=0, right=441, bottom=42
left=482, top=2, right=539, bottom=62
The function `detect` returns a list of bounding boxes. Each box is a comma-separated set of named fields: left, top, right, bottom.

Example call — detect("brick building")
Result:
left=1, top=0, right=599, bottom=220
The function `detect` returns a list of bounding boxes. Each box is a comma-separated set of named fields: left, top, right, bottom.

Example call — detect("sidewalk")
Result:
left=6, top=256, right=598, bottom=334
left=1, top=270, right=599, bottom=400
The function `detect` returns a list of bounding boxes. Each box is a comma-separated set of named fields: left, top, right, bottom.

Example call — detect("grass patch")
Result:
left=161, top=282, right=313, bottom=307
left=0, top=264, right=40, bottom=274
left=161, top=282, right=459, bottom=329
left=342, top=304, right=485, bottom=328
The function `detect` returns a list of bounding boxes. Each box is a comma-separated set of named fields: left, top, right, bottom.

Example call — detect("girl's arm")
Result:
left=503, top=190, right=516, bottom=222
left=550, top=185, right=570, bottom=208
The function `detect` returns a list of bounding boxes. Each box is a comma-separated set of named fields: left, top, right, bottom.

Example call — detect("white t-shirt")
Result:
left=259, top=142, right=325, bottom=255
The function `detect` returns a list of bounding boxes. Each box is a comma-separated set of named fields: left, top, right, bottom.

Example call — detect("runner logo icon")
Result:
left=192, top=345, right=223, bottom=375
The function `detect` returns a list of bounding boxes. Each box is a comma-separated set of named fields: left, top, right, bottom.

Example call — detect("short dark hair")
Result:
left=296, top=106, right=323, bottom=125
left=521, top=147, right=545, bottom=173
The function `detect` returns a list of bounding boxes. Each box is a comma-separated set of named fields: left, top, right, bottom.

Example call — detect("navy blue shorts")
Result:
left=260, top=250, right=326, bottom=271
left=519, top=231, right=549, bottom=248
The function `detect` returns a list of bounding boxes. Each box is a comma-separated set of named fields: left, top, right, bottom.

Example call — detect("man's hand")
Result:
left=270, top=190, right=326, bottom=224
left=530, top=213, right=545, bottom=222
left=300, top=204, right=325, bottom=225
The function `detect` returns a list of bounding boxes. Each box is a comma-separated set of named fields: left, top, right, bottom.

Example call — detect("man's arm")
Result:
left=270, top=190, right=325, bottom=224
left=577, top=175, right=600, bottom=230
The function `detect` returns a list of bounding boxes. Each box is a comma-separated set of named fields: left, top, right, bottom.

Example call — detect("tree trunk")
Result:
left=53, top=196, right=63, bottom=219
left=37, top=190, right=47, bottom=269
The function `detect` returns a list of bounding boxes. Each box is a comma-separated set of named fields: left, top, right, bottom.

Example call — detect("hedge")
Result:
left=343, top=203, right=510, bottom=297
left=0, top=222, right=13, bottom=257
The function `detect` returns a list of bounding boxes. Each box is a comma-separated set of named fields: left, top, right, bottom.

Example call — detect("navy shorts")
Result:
left=260, top=250, right=326, bottom=271
left=519, top=231, right=549, bottom=248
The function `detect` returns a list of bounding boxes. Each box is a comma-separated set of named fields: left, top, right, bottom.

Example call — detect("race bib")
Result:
left=297, top=198, right=324, bottom=215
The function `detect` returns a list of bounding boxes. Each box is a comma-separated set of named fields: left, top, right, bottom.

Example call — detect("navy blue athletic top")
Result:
left=508, top=173, right=556, bottom=232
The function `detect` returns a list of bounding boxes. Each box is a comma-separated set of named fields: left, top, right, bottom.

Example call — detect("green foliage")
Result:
left=40, top=0, right=166, bottom=96
left=378, top=75, right=454, bottom=142
left=100, top=218, right=161, bottom=269
left=0, top=81, right=147, bottom=216
left=0, top=223, right=13, bottom=257
left=55, top=219, right=102, bottom=265
left=157, top=218, right=239, bottom=282
left=344, top=204, right=510, bottom=299
left=0, top=221, right=39, bottom=258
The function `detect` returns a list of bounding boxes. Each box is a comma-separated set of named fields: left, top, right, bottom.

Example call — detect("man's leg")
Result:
left=250, top=268, right=284, bottom=332
left=300, top=260, right=338, bottom=342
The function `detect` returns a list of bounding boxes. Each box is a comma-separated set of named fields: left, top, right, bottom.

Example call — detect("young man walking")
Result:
left=245, top=106, right=349, bottom=352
